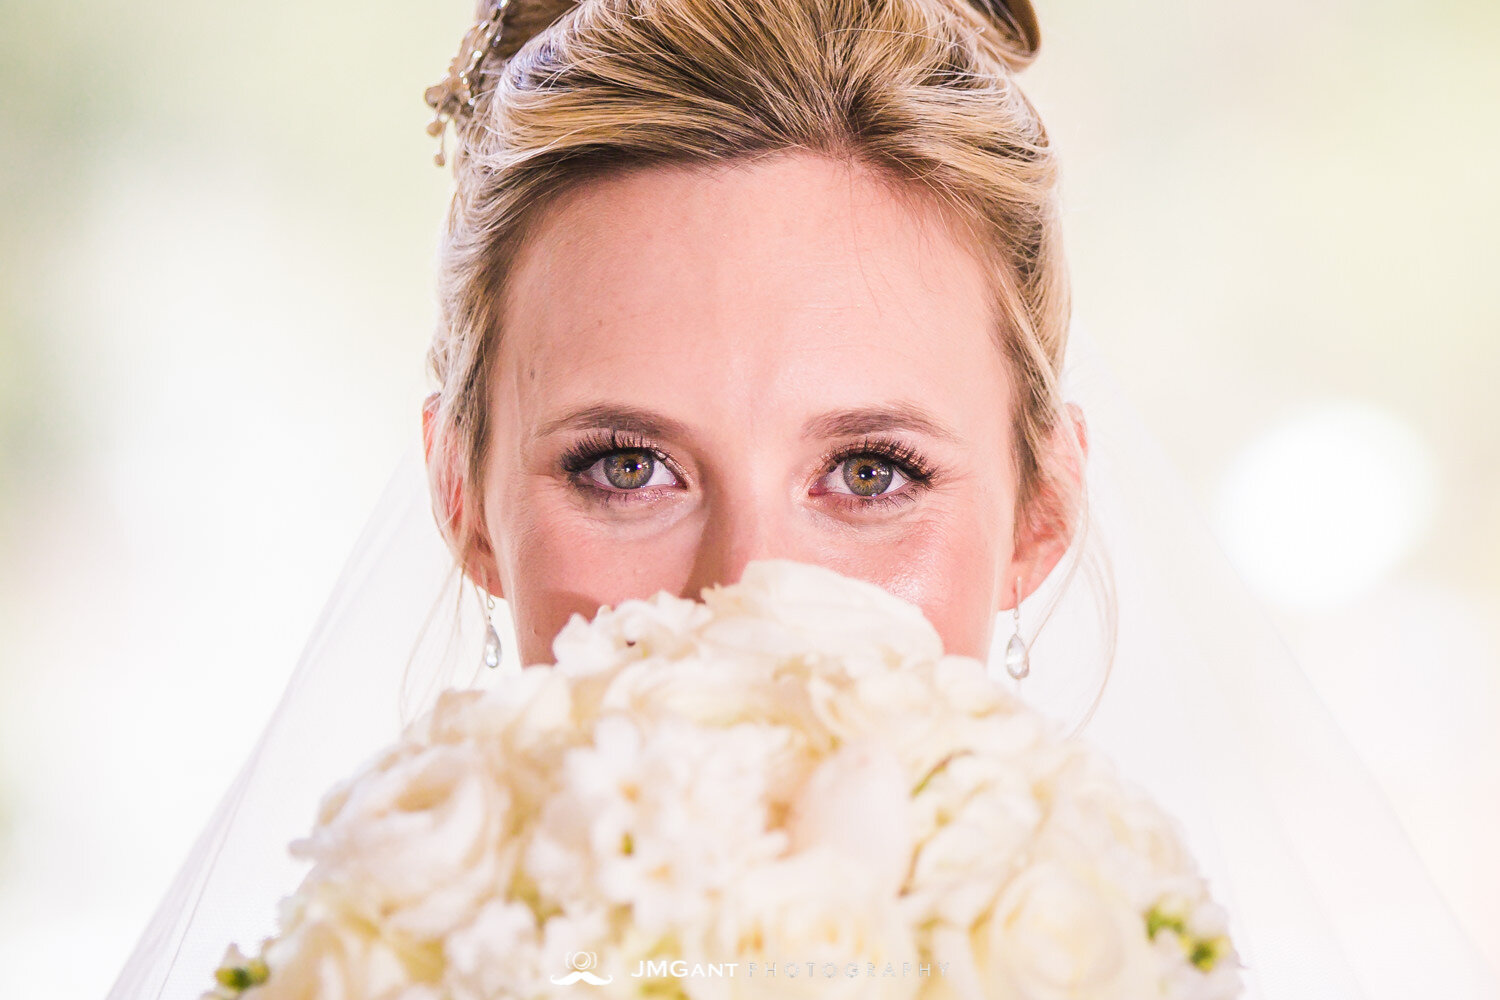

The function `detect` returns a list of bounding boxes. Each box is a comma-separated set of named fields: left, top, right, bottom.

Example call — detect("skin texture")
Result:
left=425, top=150, right=1084, bottom=667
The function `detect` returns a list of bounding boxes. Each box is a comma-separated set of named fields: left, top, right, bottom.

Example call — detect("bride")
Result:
left=108, top=0, right=1497, bottom=997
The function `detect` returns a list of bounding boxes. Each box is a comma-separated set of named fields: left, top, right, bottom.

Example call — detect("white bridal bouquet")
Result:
left=204, top=560, right=1242, bottom=1000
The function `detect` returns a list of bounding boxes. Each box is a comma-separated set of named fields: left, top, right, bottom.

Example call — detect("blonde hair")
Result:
left=423, top=0, right=1108, bottom=690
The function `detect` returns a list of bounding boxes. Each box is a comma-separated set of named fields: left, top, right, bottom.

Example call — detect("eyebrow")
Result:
left=534, top=404, right=692, bottom=441
left=803, top=404, right=960, bottom=443
left=533, top=402, right=959, bottom=443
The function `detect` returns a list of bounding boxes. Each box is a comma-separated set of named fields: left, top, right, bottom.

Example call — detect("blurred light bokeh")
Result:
left=1, top=0, right=1495, bottom=996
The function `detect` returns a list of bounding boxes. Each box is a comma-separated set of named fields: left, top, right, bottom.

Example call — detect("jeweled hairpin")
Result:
left=424, top=0, right=513, bottom=167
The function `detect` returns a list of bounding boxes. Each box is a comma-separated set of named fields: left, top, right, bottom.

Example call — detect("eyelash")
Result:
left=560, top=430, right=679, bottom=505
left=816, top=437, right=936, bottom=510
left=558, top=431, right=936, bottom=508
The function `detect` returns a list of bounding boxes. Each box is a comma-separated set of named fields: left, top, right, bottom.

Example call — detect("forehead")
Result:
left=495, top=151, right=1009, bottom=427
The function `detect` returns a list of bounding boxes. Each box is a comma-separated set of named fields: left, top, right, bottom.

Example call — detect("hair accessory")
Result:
left=482, top=591, right=503, bottom=669
left=1003, top=575, right=1030, bottom=681
left=424, top=0, right=514, bottom=167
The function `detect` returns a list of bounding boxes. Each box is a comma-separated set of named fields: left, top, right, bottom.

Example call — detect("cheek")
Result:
left=491, top=498, right=701, bottom=667
left=828, top=514, right=1010, bottom=660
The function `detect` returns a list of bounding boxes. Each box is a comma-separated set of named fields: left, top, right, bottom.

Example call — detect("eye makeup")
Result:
left=555, top=428, right=941, bottom=510
left=558, top=429, right=686, bottom=506
left=813, top=435, right=939, bottom=511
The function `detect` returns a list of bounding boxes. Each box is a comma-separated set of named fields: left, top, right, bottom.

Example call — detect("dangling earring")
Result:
left=1003, top=576, right=1030, bottom=681
left=482, top=591, right=502, bottom=669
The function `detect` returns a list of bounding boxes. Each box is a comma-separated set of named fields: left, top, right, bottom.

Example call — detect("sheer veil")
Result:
left=104, top=325, right=1498, bottom=1000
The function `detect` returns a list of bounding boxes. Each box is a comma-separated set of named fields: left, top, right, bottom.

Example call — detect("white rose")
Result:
left=919, top=732, right=1233, bottom=1000
left=981, top=858, right=1159, bottom=1000
left=247, top=890, right=428, bottom=1000
left=803, top=668, right=940, bottom=758
left=1041, top=749, right=1195, bottom=905
left=700, top=559, right=944, bottom=670
left=289, top=739, right=513, bottom=939
left=419, top=669, right=575, bottom=752
left=550, top=590, right=712, bottom=677
left=598, top=651, right=813, bottom=740
left=904, top=751, right=1042, bottom=927
left=925, top=857, right=1161, bottom=1000
left=786, top=738, right=914, bottom=899
left=929, top=654, right=1013, bottom=718
left=688, top=849, right=923, bottom=1000
left=416, top=671, right=582, bottom=830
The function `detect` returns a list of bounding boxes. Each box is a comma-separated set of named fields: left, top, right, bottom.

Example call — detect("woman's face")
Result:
left=452, top=150, right=1077, bottom=667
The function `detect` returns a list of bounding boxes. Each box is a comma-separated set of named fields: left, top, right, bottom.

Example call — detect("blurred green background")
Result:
left=1, top=0, right=1495, bottom=996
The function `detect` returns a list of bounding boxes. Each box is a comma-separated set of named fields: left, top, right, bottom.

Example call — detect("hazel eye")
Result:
left=823, top=454, right=912, bottom=498
left=585, top=449, right=678, bottom=491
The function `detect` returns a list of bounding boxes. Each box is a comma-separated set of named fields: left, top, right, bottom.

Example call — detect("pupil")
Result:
left=603, top=450, right=654, bottom=489
left=843, top=456, right=893, bottom=497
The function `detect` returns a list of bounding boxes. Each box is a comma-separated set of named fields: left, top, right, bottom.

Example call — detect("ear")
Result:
left=1003, top=402, right=1089, bottom=608
left=422, top=392, right=506, bottom=599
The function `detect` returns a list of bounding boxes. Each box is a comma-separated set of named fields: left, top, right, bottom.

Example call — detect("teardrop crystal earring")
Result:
left=482, top=591, right=502, bottom=669
left=1003, top=576, right=1030, bottom=681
